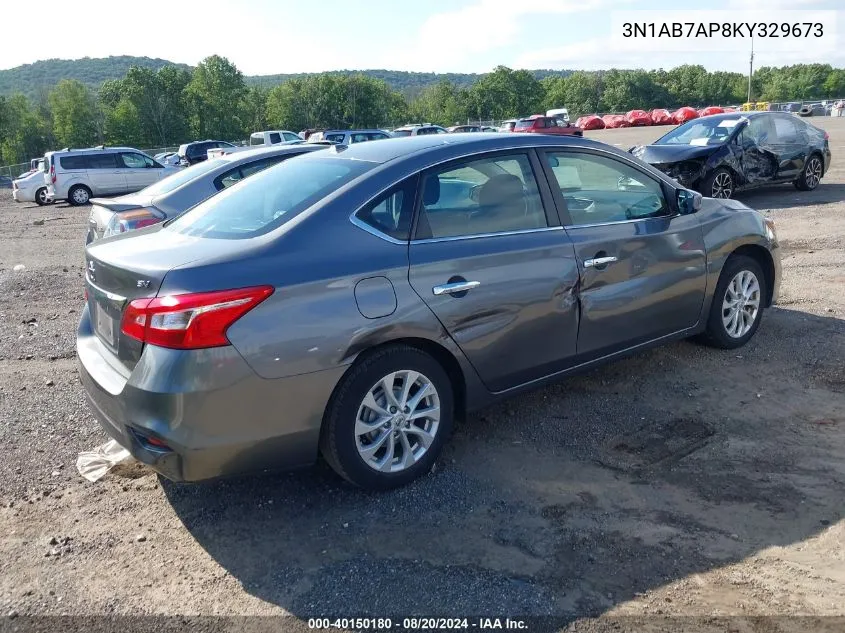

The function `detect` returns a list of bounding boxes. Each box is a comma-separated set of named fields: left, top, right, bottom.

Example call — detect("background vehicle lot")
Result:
left=0, top=120, right=844, bottom=626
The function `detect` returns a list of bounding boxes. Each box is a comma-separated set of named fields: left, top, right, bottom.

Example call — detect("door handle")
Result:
left=584, top=256, right=618, bottom=269
left=432, top=280, right=481, bottom=296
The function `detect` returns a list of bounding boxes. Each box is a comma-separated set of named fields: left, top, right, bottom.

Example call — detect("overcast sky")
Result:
left=1, top=0, right=842, bottom=74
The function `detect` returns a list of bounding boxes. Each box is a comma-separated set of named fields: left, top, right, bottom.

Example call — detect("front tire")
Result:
left=795, top=154, right=823, bottom=191
left=35, top=187, right=49, bottom=206
left=700, top=168, right=735, bottom=199
left=701, top=255, right=767, bottom=349
left=68, top=185, right=91, bottom=206
left=320, top=345, right=454, bottom=490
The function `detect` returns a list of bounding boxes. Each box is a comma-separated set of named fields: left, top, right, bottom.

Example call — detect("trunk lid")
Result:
left=84, top=226, right=247, bottom=369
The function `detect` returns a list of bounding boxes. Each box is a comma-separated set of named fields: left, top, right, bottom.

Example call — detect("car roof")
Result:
left=322, top=129, right=389, bottom=134
left=219, top=144, right=324, bottom=164
left=48, top=146, right=137, bottom=155
left=309, top=132, right=615, bottom=165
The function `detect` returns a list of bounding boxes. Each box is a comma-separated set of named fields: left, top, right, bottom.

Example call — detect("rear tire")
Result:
left=794, top=154, right=823, bottom=191
left=700, top=255, right=767, bottom=349
left=35, top=187, right=49, bottom=206
left=700, top=168, right=735, bottom=199
left=320, top=345, right=454, bottom=490
left=68, top=185, right=91, bottom=206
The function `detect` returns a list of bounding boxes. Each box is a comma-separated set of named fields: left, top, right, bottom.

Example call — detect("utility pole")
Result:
left=747, top=35, right=754, bottom=103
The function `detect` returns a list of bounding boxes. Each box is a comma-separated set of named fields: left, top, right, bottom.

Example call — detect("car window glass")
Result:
left=416, top=153, right=547, bottom=240
left=217, top=168, right=243, bottom=189
left=167, top=157, right=372, bottom=239
left=355, top=181, right=414, bottom=240
left=59, top=155, right=87, bottom=170
left=772, top=116, right=801, bottom=143
left=367, top=133, right=387, bottom=141
left=325, top=133, right=346, bottom=144
left=283, top=132, right=299, bottom=141
left=351, top=133, right=369, bottom=144
left=745, top=117, right=775, bottom=145
left=250, top=136, right=264, bottom=146
left=545, top=152, right=669, bottom=225
left=269, top=132, right=281, bottom=144
left=120, top=153, right=148, bottom=169
left=87, top=154, right=117, bottom=169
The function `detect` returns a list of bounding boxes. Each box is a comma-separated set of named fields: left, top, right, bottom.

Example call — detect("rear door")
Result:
left=85, top=153, right=126, bottom=195
left=770, top=113, right=809, bottom=180
left=540, top=148, right=706, bottom=357
left=408, top=150, right=580, bottom=392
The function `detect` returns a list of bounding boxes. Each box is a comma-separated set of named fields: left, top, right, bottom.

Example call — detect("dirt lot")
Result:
left=1, top=119, right=844, bottom=631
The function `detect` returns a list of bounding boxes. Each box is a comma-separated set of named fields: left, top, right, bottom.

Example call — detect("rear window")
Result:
left=59, top=155, right=87, bottom=170
left=269, top=132, right=282, bottom=144
left=325, top=133, right=346, bottom=144
left=165, top=156, right=373, bottom=239
left=392, top=130, right=412, bottom=137
left=514, top=120, right=533, bottom=130
left=140, top=158, right=227, bottom=196
left=250, top=135, right=265, bottom=146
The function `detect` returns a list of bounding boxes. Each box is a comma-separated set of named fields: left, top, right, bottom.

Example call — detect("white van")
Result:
left=43, top=146, right=177, bottom=206
left=546, top=108, right=570, bottom=123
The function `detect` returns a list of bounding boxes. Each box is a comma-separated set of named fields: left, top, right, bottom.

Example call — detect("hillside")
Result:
left=0, top=56, right=574, bottom=99
left=0, top=56, right=193, bottom=98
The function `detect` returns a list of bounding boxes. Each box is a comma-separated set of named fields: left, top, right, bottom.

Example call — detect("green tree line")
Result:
left=2, top=56, right=844, bottom=168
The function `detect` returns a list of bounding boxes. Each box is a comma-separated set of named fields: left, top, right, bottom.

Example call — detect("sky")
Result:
left=1, top=0, right=843, bottom=75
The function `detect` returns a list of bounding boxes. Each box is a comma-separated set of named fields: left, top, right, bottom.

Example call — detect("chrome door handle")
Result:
left=584, top=256, right=618, bottom=268
left=432, top=280, right=481, bottom=296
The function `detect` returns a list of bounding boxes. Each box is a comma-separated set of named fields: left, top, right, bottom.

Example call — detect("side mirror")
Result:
left=677, top=189, right=702, bottom=214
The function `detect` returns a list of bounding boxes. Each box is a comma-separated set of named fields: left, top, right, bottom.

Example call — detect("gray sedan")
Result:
left=85, top=144, right=326, bottom=243
left=79, top=133, right=781, bottom=489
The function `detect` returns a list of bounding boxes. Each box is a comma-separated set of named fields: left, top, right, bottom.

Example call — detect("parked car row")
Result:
left=76, top=128, right=791, bottom=490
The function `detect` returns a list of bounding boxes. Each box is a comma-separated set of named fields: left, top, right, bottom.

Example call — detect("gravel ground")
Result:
left=1, top=119, right=844, bottom=631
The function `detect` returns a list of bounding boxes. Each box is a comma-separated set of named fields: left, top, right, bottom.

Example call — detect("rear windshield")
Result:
left=514, top=120, right=533, bottom=130
left=392, top=130, right=412, bottom=137
left=165, top=156, right=373, bottom=239
left=141, top=158, right=227, bottom=196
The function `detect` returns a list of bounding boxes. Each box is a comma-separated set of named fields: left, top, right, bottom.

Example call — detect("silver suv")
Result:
left=44, top=146, right=176, bottom=205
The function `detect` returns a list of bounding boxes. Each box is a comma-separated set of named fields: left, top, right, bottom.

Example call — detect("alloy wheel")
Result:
left=72, top=188, right=89, bottom=205
left=37, top=188, right=47, bottom=204
left=805, top=157, right=822, bottom=189
left=711, top=172, right=733, bottom=199
left=721, top=270, right=761, bottom=338
left=355, top=370, right=441, bottom=473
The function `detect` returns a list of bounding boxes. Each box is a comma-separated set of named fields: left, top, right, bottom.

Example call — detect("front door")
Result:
left=540, top=148, right=707, bottom=358
left=119, top=152, right=163, bottom=191
left=408, top=151, right=580, bottom=392
left=85, top=153, right=126, bottom=195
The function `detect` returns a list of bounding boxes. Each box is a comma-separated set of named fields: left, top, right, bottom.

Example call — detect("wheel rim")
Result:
left=73, top=188, right=89, bottom=204
left=355, top=370, right=441, bottom=473
left=722, top=270, right=761, bottom=339
left=711, top=172, right=733, bottom=198
left=806, top=157, right=822, bottom=189
left=37, top=189, right=46, bottom=203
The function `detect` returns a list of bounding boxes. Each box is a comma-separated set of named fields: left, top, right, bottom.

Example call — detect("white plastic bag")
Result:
left=76, top=439, right=132, bottom=482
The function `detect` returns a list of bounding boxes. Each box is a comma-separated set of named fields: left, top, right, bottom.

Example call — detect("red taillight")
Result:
left=120, top=286, right=274, bottom=350
left=50, top=165, right=56, bottom=184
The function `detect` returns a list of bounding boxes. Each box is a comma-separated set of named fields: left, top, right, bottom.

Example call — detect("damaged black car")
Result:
left=631, top=112, right=831, bottom=199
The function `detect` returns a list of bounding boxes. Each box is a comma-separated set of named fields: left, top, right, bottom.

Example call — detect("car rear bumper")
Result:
left=77, top=304, right=346, bottom=482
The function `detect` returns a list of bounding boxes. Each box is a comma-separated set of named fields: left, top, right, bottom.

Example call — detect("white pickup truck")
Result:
left=207, top=130, right=302, bottom=159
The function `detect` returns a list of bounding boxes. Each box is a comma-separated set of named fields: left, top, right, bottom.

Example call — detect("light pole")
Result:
left=747, top=35, right=754, bottom=103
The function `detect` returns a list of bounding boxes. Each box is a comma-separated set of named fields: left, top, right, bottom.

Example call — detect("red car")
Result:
left=512, top=115, right=583, bottom=136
